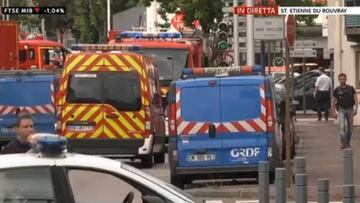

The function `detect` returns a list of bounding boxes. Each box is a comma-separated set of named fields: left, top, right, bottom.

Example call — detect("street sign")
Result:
left=254, top=17, right=285, bottom=40
left=323, top=48, right=333, bottom=59
left=273, top=57, right=285, bottom=67
left=287, top=49, right=317, bottom=58
left=286, top=15, right=296, bottom=48
left=240, top=47, right=282, bottom=53
left=222, top=6, right=233, bottom=13
left=223, top=50, right=234, bottom=64
left=222, top=0, right=244, bottom=4
left=295, top=40, right=317, bottom=48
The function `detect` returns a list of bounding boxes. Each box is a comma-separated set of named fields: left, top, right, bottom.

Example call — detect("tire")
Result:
left=269, top=171, right=275, bottom=184
left=171, top=175, right=185, bottom=189
left=141, top=154, right=153, bottom=168
left=154, top=150, right=165, bottom=164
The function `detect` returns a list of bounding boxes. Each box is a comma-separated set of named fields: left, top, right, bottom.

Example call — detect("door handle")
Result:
left=208, top=124, right=216, bottom=138
left=106, top=113, right=119, bottom=119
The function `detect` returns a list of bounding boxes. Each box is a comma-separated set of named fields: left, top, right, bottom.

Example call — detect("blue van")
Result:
left=167, top=66, right=283, bottom=189
left=0, top=71, right=60, bottom=147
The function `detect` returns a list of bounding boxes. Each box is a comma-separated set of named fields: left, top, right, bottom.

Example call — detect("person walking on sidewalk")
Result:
left=314, top=67, right=332, bottom=121
left=332, top=73, right=358, bottom=149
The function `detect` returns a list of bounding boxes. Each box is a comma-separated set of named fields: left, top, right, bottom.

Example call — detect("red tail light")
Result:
left=169, top=103, right=177, bottom=136
left=266, top=99, right=275, bottom=133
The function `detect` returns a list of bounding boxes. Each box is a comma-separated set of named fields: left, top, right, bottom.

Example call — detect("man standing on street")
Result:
left=314, top=67, right=332, bottom=121
left=1, top=113, right=35, bottom=154
left=332, top=73, right=358, bottom=149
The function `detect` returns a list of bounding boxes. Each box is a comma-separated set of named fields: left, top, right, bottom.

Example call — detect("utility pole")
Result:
left=107, top=0, right=111, bottom=38
left=246, top=0, right=255, bottom=65
left=234, top=0, right=239, bottom=66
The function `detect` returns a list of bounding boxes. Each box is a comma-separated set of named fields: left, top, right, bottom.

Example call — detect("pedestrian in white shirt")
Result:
left=314, top=67, right=332, bottom=121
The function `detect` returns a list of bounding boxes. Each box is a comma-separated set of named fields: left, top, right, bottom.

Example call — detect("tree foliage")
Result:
left=134, top=0, right=224, bottom=33
left=275, top=0, right=324, bottom=26
left=73, top=0, right=135, bottom=43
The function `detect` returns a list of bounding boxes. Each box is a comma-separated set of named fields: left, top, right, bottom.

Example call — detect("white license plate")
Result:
left=67, top=125, right=94, bottom=132
left=0, top=128, right=15, bottom=133
left=188, top=154, right=215, bottom=161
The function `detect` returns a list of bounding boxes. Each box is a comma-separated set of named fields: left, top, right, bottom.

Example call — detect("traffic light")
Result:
left=216, top=21, right=230, bottom=52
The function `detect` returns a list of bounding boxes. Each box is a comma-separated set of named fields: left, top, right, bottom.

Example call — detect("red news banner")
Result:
left=233, top=6, right=360, bottom=15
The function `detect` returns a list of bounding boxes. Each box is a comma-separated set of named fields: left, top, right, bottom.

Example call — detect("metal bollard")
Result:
left=318, top=178, right=329, bottom=203
left=275, top=168, right=286, bottom=203
left=295, top=174, right=307, bottom=203
left=259, top=161, right=269, bottom=203
left=343, top=184, right=355, bottom=203
left=343, top=148, right=353, bottom=185
left=294, top=157, right=306, bottom=174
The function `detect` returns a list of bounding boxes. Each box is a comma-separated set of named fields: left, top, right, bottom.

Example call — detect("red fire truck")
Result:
left=0, top=20, right=68, bottom=70
left=108, top=31, right=205, bottom=99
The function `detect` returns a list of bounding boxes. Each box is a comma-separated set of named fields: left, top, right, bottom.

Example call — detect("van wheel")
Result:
left=269, top=171, right=275, bottom=184
left=171, top=175, right=185, bottom=189
left=154, top=150, right=165, bottom=164
left=141, top=154, right=153, bottom=168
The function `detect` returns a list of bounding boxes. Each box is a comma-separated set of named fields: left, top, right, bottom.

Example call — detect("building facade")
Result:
left=327, top=0, right=360, bottom=88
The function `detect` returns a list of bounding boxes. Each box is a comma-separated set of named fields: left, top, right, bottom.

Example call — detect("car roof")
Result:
left=0, top=152, right=121, bottom=170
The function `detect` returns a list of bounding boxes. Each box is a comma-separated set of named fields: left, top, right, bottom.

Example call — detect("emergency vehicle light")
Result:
left=183, top=65, right=263, bottom=77
left=118, top=31, right=182, bottom=39
left=71, top=44, right=141, bottom=52
left=35, top=133, right=67, bottom=154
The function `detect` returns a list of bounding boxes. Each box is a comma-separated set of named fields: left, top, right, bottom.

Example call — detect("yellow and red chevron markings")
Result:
left=175, top=85, right=267, bottom=135
left=59, top=53, right=150, bottom=139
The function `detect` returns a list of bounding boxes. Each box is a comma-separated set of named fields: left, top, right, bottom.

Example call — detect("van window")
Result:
left=103, top=72, right=141, bottom=111
left=220, top=85, right=261, bottom=121
left=67, top=72, right=142, bottom=111
left=29, top=49, right=35, bottom=60
left=181, top=86, right=221, bottom=122
left=19, top=49, right=27, bottom=62
left=142, top=48, right=189, bottom=86
left=67, top=73, right=102, bottom=103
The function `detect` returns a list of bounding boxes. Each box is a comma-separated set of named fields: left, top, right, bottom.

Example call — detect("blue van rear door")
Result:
left=176, top=78, right=223, bottom=167
left=219, top=77, right=268, bottom=166
left=0, top=76, right=56, bottom=136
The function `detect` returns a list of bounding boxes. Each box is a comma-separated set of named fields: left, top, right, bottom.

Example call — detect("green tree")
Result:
left=35, top=0, right=75, bottom=42
left=73, top=0, right=136, bottom=43
left=275, top=0, right=324, bottom=26
left=134, top=0, right=224, bottom=34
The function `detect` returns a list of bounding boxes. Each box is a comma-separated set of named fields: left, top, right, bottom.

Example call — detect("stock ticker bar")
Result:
left=233, top=6, right=360, bottom=15
left=2, top=7, right=66, bottom=15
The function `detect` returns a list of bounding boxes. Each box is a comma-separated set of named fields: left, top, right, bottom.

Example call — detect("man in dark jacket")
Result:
left=1, top=113, right=35, bottom=154
left=332, top=73, right=358, bottom=149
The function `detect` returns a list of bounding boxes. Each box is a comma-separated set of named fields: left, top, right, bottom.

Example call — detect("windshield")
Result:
left=142, top=48, right=189, bottom=86
left=67, top=72, right=141, bottom=111
left=121, top=164, right=197, bottom=202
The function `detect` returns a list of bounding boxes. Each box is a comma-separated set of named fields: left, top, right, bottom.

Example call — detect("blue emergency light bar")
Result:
left=71, top=44, right=141, bottom=52
left=118, top=31, right=182, bottom=39
left=35, top=134, right=67, bottom=154
left=182, top=65, right=263, bottom=77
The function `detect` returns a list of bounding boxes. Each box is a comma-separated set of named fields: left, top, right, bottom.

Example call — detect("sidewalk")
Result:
left=295, top=114, right=360, bottom=201
left=188, top=114, right=360, bottom=202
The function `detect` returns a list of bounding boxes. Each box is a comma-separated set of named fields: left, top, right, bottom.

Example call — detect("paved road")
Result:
left=123, top=115, right=360, bottom=202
